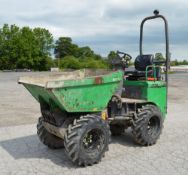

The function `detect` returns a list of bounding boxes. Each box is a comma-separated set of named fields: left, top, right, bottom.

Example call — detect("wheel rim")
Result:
left=82, top=128, right=105, bottom=153
left=147, top=116, right=160, bottom=136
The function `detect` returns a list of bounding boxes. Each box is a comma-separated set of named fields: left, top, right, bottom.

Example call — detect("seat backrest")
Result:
left=134, top=54, right=154, bottom=71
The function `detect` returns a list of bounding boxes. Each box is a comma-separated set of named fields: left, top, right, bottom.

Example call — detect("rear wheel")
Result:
left=64, top=114, right=110, bottom=166
left=132, top=105, right=164, bottom=146
left=37, top=117, right=64, bottom=149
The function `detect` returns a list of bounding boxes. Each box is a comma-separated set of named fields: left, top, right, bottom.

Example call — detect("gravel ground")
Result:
left=0, top=72, right=188, bottom=175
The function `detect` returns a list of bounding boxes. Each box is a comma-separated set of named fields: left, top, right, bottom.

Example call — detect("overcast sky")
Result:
left=0, top=0, right=187, bottom=60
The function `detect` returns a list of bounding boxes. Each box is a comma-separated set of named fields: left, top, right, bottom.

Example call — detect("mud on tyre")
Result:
left=37, top=117, right=64, bottom=149
left=132, top=105, right=164, bottom=146
left=64, top=114, right=110, bottom=166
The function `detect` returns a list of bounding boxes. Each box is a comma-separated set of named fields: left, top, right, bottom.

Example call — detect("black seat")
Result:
left=125, top=54, right=161, bottom=80
left=134, top=54, right=154, bottom=71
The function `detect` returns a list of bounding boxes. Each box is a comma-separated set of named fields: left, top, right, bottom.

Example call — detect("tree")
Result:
left=0, top=24, right=21, bottom=69
left=0, top=24, right=110, bottom=70
left=107, top=51, right=118, bottom=61
left=54, top=36, right=107, bottom=69
left=33, top=28, right=54, bottom=56
left=170, top=59, right=178, bottom=66
left=182, top=60, right=188, bottom=65
left=155, top=53, right=165, bottom=61
left=0, top=24, right=54, bottom=70
left=60, top=56, right=81, bottom=69
left=54, top=37, right=79, bottom=58
left=77, top=46, right=94, bottom=58
left=54, top=37, right=102, bottom=60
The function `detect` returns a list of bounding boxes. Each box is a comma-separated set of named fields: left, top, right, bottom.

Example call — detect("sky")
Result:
left=0, top=0, right=187, bottom=60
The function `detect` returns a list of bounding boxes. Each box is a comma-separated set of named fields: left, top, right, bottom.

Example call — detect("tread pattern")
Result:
left=64, top=114, right=110, bottom=166
left=132, top=105, right=164, bottom=146
left=37, top=117, right=64, bottom=149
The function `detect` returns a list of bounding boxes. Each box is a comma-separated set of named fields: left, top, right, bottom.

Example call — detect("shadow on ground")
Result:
left=111, top=129, right=138, bottom=147
left=0, top=134, right=76, bottom=168
left=0, top=129, right=138, bottom=168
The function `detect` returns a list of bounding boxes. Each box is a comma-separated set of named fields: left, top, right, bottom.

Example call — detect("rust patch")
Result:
left=94, top=77, right=103, bottom=84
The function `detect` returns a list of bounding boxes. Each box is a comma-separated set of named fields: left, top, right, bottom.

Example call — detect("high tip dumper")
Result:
left=19, top=10, right=170, bottom=166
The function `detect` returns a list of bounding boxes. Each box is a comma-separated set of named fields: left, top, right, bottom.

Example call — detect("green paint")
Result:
left=124, top=80, right=167, bottom=117
left=23, top=70, right=123, bottom=112
left=21, top=70, right=167, bottom=118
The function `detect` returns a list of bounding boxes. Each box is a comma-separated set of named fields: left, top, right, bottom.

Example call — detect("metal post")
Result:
left=139, top=10, right=170, bottom=112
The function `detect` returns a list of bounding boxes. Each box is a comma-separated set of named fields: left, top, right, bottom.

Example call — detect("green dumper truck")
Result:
left=19, top=10, right=170, bottom=166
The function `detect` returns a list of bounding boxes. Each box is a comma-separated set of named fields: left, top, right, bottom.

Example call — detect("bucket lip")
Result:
left=18, top=79, right=44, bottom=87
left=18, top=69, right=123, bottom=89
left=45, top=71, right=123, bottom=89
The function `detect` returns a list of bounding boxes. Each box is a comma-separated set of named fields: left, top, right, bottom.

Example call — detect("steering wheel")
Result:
left=117, top=50, right=132, bottom=65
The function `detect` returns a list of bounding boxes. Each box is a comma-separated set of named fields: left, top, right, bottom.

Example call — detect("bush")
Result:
left=60, top=56, right=81, bottom=69
left=58, top=56, right=109, bottom=70
left=80, top=57, right=108, bottom=69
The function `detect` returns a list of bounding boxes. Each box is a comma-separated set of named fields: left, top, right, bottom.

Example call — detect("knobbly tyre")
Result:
left=19, top=10, right=170, bottom=166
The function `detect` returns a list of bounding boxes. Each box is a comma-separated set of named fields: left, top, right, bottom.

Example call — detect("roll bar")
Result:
left=139, top=10, right=170, bottom=86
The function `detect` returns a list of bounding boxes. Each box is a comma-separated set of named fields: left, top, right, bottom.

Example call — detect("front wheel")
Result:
left=64, top=114, right=110, bottom=166
left=132, top=105, right=164, bottom=146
